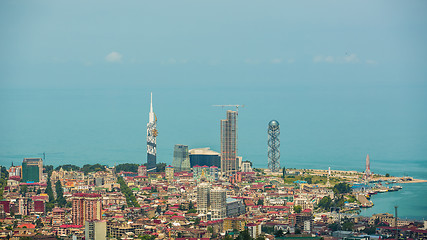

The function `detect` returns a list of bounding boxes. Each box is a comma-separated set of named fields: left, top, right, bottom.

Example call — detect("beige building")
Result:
left=197, top=183, right=210, bottom=215
left=85, top=220, right=107, bottom=240
left=210, top=187, right=226, bottom=220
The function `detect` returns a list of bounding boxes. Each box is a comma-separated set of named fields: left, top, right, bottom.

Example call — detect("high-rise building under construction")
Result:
left=221, top=110, right=238, bottom=176
left=146, top=93, right=157, bottom=172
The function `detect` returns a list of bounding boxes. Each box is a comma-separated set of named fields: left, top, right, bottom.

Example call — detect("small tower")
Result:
left=365, top=154, right=371, bottom=180
left=326, top=167, right=331, bottom=187
left=268, top=120, right=280, bottom=172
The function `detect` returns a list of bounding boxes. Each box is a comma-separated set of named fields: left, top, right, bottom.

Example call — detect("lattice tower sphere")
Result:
left=268, top=120, right=280, bottom=172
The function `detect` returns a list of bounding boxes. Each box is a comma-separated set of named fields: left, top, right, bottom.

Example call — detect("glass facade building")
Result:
left=172, top=144, right=191, bottom=172
left=189, top=148, right=221, bottom=168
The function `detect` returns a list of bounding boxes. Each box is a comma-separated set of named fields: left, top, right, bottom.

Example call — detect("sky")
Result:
left=0, top=0, right=427, bottom=172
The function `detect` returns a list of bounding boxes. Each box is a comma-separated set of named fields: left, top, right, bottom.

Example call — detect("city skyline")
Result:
left=1, top=0, right=426, bottom=175
left=0, top=1, right=426, bottom=237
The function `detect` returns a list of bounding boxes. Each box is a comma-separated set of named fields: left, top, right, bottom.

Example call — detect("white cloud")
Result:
left=314, top=54, right=361, bottom=63
left=344, top=53, right=359, bottom=63
left=271, top=58, right=282, bottom=64
left=287, top=58, right=295, bottom=64
left=105, top=51, right=122, bottom=63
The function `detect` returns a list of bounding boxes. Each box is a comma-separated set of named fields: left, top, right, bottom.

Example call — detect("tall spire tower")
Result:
left=146, top=92, right=158, bottom=172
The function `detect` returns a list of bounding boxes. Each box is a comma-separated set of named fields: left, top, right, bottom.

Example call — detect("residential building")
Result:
left=85, top=220, right=107, bottom=240
left=22, top=158, right=43, bottom=182
left=247, top=223, right=262, bottom=238
left=72, top=193, right=102, bottom=225
left=138, top=165, right=147, bottom=176
left=197, top=183, right=210, bottom=215
left=210, top=187, right=226, bottom=220
left=241, top=161, right=252, bottom=172
left=226, top=198, right=246, bottom=217
left=165, top=165, right=174, bottom=182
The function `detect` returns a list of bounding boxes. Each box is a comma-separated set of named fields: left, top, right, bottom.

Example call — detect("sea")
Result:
left=1, top=87, right=426, bottom=220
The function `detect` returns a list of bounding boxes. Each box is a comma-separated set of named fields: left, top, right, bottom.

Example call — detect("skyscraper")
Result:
left=172, top=144, right=191, bottom=172
left=268, top=120, right=280, bottom=172
left=22, top=158, right=43, bottom=183
left=221, top=110, right=238, bottom=176
left=146, top=93, right=157, bottom=172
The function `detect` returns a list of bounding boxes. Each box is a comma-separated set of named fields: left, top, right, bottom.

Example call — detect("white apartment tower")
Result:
left=197, top=183, right=210, bottom=215
left=210, top=187, right=226, bottom=220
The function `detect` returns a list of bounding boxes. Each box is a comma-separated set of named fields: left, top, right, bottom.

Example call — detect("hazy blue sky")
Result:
left=1, top=1, right=426, bottom=172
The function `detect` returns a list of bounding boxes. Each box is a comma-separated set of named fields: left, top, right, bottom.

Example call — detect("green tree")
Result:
left=342, top=219, right=354, bottom=231
left=294, top=205, right=302, bottom=213
left=20, top=185, right=28, bottom=196
left=117, top=177, right=140, bottom=207
left=35, top=218, right=44, bottom=228
left=156, top=163, right=167, bottom=172
left=224, top=235, right=234, bottom=240
left=45, top=177, right=55, bottom=203
left=237, top=229, right=251, bottom=240
left=317, top=196, right=332, bottom=210
left=55, top=181, right=67, bottom=207
left=116, top=163, right=139, bottom=173
left=274, top=229, right=284, bottom=238
left=82, top=164, right=107, bottom=175
left=385, top=173, right=390, bottom=177
left=333, top=183, right=351, bottom=195
left=257, top=198, right=264, bottom=206
left=55, top=164, right=81, bottom=171
left=194, top=217, right=201, bottom=226
left=282, top=166, right=286, bottom=178
left=44, top=165, right=54, bottom=175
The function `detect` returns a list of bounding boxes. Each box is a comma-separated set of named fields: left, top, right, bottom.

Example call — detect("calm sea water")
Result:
left=0, top=87, right=426, bottom=219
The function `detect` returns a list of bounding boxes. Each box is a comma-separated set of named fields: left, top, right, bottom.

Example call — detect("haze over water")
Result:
left=1, top=0, right=426, bottom=219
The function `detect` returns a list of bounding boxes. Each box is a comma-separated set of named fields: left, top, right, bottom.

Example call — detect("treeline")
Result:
left=0, top=166, right=9, bottom=199
left=45, top=164, right=107, bottom=175
left=316, top=183, right=352, bottom=210
left=44, top=170, right=68, bottom=211
left=115, top=163, right=167, bottom=173
left=44, top=162, right=168, bottom=175
left=118, top=177, right=140, bottom=207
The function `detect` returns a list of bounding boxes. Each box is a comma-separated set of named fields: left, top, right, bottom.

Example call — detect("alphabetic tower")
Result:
left=268, top=120, right=280, bottom=172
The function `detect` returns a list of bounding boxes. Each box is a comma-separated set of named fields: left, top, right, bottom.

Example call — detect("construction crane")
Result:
left=212, top=104, right=244, bottom=114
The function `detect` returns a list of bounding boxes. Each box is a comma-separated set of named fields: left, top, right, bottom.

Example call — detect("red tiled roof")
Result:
left=17, top=223, right=35, bottom=229
left=60, top=224, right=83, bottom=228
left=72, top=193, right=101, bottom=197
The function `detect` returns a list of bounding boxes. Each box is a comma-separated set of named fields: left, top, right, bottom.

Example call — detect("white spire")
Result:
left=149, top=92, right=155, bottom=123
